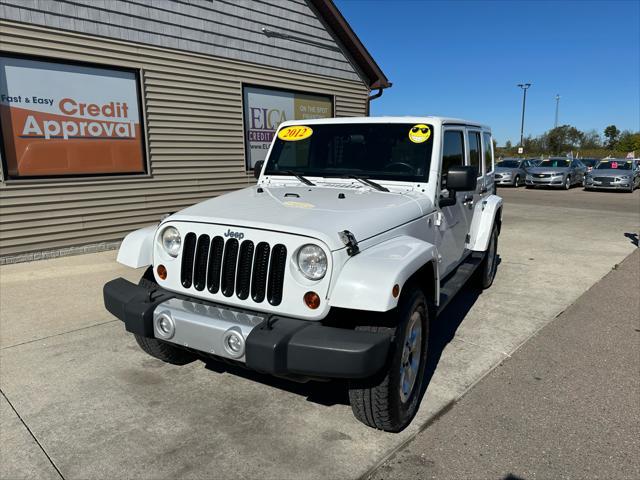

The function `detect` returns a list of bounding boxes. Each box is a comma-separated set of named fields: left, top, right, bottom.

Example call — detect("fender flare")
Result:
left=329, top=236, right=439, bottom=312
left=116, top=225, right=157, bottom=268
left=467, top=194, right=503, bottom=252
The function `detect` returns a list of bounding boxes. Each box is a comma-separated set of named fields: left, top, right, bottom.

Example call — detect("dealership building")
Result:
left=0, top=0, right=390, bottom=261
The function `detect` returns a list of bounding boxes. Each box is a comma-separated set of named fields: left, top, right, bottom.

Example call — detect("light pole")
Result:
left=517, top=83, right=531, bottom=149
left=554, top=94, right=560, bottom=128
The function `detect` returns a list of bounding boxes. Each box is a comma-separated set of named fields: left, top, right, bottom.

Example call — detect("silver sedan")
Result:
left=525, top=158, right=587, bottom=190
left=494, top=159, right=536, bottom=187
left=585, top=159, right=639, bottom=192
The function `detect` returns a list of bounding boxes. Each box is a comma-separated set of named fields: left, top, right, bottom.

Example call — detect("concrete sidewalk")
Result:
left=370, top=249, right=640, bottom=480
left=0, top=188, right=638, bottom=479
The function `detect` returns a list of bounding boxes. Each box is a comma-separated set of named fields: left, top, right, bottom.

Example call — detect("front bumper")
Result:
left=103, top=278, right=391, bottom=379
left=525, top=176, right=564, bottom=186
left=495, top=176, right=515, bottom=185
left=584, top=179, right=632, bottom=190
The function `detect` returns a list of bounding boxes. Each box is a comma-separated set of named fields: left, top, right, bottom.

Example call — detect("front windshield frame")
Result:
left=538, top=159, right=571, bottom=168
left=264, top=123, right=435, bottom=183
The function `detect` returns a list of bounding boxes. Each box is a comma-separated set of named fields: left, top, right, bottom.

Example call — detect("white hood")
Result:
left=168, top=184, right=432, bottom=251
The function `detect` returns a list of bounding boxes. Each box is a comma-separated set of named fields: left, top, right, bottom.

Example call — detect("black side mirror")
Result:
left=446, top=165, right=478, bottom=191
left=440, top=165, right=478, bottom=208
left=253, top=160, right=264, bottom=180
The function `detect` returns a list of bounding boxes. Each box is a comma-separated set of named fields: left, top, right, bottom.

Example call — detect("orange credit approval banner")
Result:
left=0, top=56, right=145, bottom=178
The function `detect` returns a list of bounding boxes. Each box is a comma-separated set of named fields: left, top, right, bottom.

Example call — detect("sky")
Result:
left=335, top=0, right=640, bottom=145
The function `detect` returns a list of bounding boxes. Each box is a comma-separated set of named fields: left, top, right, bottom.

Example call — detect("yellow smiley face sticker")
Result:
left=409, top=124, right=431, bottom=144
left=277, top=125, right=313, bottom=141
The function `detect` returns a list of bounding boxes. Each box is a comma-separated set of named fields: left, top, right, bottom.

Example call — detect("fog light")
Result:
left=222, top=329, right=245, bottom=358
left=304, top=291, right=321, bottom=309
left=157, top=264, right=167, bottom=280
left=154, top=312, right=175, bottom=339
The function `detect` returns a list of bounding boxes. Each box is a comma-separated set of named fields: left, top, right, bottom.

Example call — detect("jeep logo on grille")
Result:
left=224, top=229, right=245, bottom=240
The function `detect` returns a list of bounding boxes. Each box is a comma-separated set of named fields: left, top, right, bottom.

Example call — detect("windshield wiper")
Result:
left=281, top=170, right=315, bottom=186
left=350, top=176, right=389, bottom=192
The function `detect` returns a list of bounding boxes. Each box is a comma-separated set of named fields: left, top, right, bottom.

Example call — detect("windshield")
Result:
left=539, top=159, right=570, bottom=168
left=265, top=123, right=434, bottom=182
left=580, top=159, right=599, bottom=167
left=595, top=160, right=632, bottom=170
left=498, top=160, right=520, bottom=168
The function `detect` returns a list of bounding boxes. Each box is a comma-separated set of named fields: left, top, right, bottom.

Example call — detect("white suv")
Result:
left=104, top=117, right=503, bottom=432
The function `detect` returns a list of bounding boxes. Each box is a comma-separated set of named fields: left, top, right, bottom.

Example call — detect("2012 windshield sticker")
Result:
left=277, top=126, right=313, bottom=141
left=409, top=124, right=431, bottom=144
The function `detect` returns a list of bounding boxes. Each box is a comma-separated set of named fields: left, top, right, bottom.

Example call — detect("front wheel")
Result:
left=564, top=176, right=571, bottom=190
left=476, top=224, right=499, bottom=289
left=348, top=285, right=430, bottom=432
left=514, top=175, right=521, bottom=187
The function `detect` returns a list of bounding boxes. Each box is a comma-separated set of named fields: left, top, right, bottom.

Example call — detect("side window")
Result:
left=468, top=131, right=481, bottom=176
left=442, top=130, right=465, bottom=187
left=483, top=132, right=494, bottom=173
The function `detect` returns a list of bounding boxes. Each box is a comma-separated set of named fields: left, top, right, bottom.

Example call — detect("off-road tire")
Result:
left=477, top=223, right=499, bottom=289
left=133, top=267, right=196, bottom=365
left=348, top=285, right=430, bottom=432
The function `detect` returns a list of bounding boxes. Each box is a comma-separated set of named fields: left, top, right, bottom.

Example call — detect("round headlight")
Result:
left=297, top=244, right=327, bottom=280
left=161, top=226, right=181, bottom=257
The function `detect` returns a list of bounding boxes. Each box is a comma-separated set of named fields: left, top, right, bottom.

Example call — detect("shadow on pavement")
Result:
left=200, top=256, right=496, bottom=410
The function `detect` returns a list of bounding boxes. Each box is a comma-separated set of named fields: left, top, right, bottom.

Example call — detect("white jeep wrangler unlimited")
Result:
left=104, top=117, right=502, bottom=432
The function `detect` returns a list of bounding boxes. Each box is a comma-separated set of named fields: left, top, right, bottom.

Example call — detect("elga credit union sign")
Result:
left=243, top=86, right=333, bottom=169
left=0, top=56, right=145, bottom=178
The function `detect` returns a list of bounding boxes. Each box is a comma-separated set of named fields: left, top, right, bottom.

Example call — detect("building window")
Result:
left=242, top=85, right=333, bottom=170
left=0, top=55, right=146, bottom=179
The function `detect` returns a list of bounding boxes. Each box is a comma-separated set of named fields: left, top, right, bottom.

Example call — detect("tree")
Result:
left=580, top=129, right=602, bottom=149
left=505, top=140, right=512, bottom=149
left=604, top=125, right=620, bottom=149
left=616, top=131, right=640, bottom=153
left=546, top=125, right=583, bottom=154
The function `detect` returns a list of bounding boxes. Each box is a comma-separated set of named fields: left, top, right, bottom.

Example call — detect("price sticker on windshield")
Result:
left=277, top=126, right=313, bottom=141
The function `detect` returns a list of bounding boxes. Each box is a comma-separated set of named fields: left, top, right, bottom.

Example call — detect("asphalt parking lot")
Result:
left=1, top=186, right=638, bottom=480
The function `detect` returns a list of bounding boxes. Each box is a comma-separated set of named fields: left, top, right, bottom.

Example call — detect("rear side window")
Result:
left=483, top=132, right=494, bottom=172
left=468, top=131, right=481, bottom=175
left=442, top=131, right=465, bottom=179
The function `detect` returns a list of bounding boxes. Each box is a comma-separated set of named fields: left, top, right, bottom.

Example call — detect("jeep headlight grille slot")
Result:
left=193, top=235, right=210, bottom=291
left=251, top=242, right=271, bottom=303
left=180, top=233, right=197, bottom=288
left=221, top=238, right=239, bottom=297
left=207, top=236, right=225, bottom=294
left=267, top=244, right=287, bottom=306
left=235, top=241, right=254, bottom=300
left=177, top=231, right=289, bottom=305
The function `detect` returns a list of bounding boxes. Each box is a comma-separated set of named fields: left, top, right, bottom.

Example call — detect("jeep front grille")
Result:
left=180, top=233, right=287, bottom=306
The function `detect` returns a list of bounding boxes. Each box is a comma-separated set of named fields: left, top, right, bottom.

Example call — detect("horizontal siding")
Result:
left=0, top=21, right=368, bottom=256
left=0, top=0, right=365, bottom=83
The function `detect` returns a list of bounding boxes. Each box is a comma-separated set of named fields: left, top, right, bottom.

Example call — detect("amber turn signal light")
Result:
left=157, top=264, right=167, bottom=280
left=304, top=291, right=321, bottom=309
left=392, top=284, right=400, bottom=298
